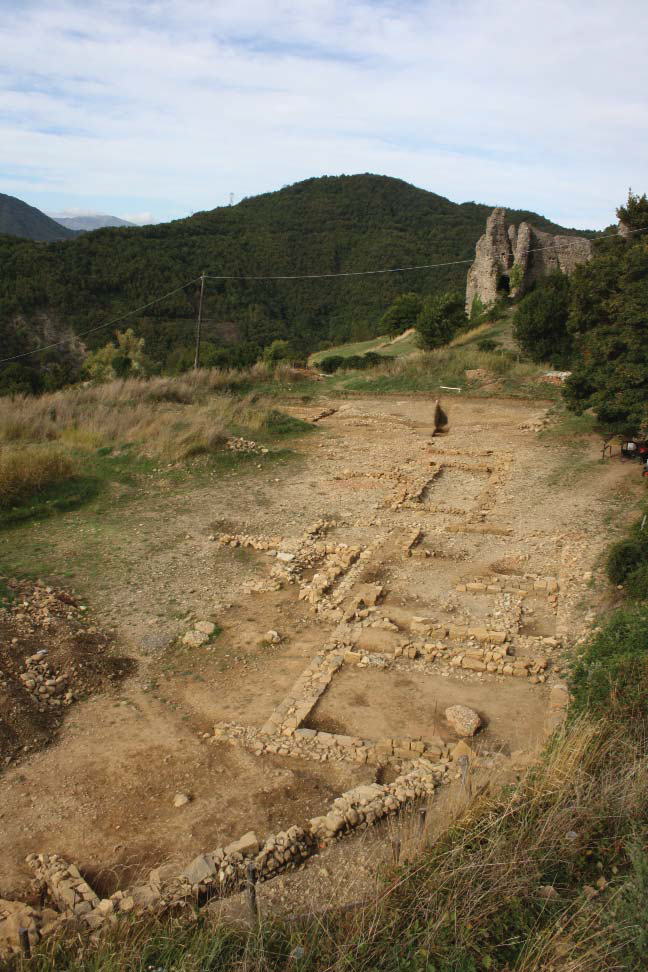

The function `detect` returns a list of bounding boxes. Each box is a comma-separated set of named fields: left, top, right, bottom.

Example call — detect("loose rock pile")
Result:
left=226, top=437, right=269, bottom=454
left=18, top=655, right=74, bottom=709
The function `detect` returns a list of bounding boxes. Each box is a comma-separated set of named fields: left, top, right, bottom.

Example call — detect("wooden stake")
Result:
left=418, top=807, right=427, bottom=836
left=391, top=836, right=401, bottom=863
left=19, top=928, right=31, bottom=958
left=246, top=861, right=258, bottom=923
left=193, top=272, right=206, bottom=370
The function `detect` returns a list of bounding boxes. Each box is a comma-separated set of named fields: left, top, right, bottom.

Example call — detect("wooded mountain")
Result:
left=0, top=174, right=590, bottom=391
left=0, top=193, right=76, bottom=242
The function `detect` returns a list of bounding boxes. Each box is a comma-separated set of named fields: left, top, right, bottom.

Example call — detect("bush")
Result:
left=477, top=338, right=499, bottom=352
left=606, top=522, right=648, bottom=598
left=569, top=607, right=648, bottom=728
left=606, top=538, right=647, bottom=584
left=625, top=562, right=648, bottom=600
left=318, top=355, right=345, bottom=374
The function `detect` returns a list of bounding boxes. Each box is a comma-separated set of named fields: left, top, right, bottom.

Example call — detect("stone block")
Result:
left=224, top=832, right=259, bottom=857
left=334, top=734, right=355, bottom=748
left=295, top=728, right=317, bottom=740
left=445, top=704, right=481, bottom=737
left=181, top=854, right=217, bottom=885
left=393, top=746, right=413, bottom=759
left=462, top=657, right=486, bottom=672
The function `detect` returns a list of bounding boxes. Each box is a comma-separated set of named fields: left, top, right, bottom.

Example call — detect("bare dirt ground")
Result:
left=0, top=393, right=641, bottom=903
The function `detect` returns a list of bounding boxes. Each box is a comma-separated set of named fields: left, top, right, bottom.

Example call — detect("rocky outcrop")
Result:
left=465, top=209, right=592, bottom=313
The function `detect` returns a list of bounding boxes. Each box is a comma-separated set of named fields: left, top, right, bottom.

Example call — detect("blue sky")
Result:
left=1, top=0, right=647, bottom=228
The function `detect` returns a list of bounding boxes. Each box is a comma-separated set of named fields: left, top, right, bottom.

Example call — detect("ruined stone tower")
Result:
left=465, top=208, right=592, bottom=314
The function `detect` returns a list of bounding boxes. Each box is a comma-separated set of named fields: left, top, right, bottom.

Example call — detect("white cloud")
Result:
left=1, top=0, right=647, bottom=227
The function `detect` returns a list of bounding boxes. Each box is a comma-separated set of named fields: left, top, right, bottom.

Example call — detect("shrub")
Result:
left=625, top=562, right=648, bottom=600
left=477, top=338, right=499, bottom=352
left=606, top=522, right=648, bottom=598
left=606, top=537, right=647, bottom=584
left=319, top=355, right=344, bottom=374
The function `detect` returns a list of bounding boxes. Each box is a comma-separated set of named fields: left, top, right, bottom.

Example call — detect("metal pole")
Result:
left=193, top=272, right=205, bottom=370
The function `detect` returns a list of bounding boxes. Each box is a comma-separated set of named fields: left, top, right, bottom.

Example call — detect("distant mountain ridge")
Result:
left=51, top=214, right=137, bottom=231
left=0, top=174, right=594, bottom=392
left=0, top=193, right=76, bottom=241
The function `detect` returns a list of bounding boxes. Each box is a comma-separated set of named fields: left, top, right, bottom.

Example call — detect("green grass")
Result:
left=310, top=330, right=420, bottom=366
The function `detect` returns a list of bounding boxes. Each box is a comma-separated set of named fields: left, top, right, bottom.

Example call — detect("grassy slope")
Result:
left=309, top=329, right=420, bottom=365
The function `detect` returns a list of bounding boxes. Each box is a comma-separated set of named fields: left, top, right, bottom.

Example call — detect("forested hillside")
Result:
left=0, top=193, right=75, bottom=242
left=0, top=175, right=588, bottom=392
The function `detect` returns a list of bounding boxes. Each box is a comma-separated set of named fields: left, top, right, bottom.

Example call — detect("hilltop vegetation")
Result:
left=0, top=175, right=587, bottom=393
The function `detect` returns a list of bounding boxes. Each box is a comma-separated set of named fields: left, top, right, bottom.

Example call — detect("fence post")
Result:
left=18, top=928, right=31, bottom=959
left=246, top=861, right=259, bottom=924
left=418, top=807, right=427, bottom=836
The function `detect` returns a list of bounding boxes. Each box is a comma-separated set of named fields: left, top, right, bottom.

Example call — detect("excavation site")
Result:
left=0, top=392, right=635, bottom=946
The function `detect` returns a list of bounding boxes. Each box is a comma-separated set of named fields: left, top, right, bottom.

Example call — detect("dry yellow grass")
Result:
left=0, top=370, right=309, bottom=508
left=0, top=372, right=296, bottom=460
left=0, top=446, right=77, bottom=508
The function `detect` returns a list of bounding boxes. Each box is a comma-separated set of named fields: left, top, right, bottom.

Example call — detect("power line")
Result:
left=1, top=221, right=646, bottom=367
left=0, top=277, right=201, bottom=365
left=205, top=256, right=475, bottom=281
left=202, top=223, right=648, bottom=281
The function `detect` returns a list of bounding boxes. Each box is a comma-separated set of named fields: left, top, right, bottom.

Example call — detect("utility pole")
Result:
left=193, top=271, right=205, bottom=370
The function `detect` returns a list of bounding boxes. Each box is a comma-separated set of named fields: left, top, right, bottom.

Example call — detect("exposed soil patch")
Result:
left=304, top=665, right=548, bottom=754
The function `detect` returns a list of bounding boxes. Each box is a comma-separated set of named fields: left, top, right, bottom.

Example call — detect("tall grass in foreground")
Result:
left=0, top=369, right=311, bottom=511
left=17, top=716, right=648, bottom=972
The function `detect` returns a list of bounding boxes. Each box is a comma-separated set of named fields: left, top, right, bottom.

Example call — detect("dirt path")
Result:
left=0, top=394, right=641, bottom=899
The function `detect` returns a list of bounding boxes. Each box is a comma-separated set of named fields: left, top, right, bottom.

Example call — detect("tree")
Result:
left=513, top=272, right=572, bottom=367
left=564, top=212, right=648, bottom=432
left=379, top=293, right=422, bottom=336
left=617, top=190, right=648, bottom=234
left=416, top=291, right=466, bottom=350
left=83, top=329, right=150, bottom=381
left=262, top=339, right=294, bottom=364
